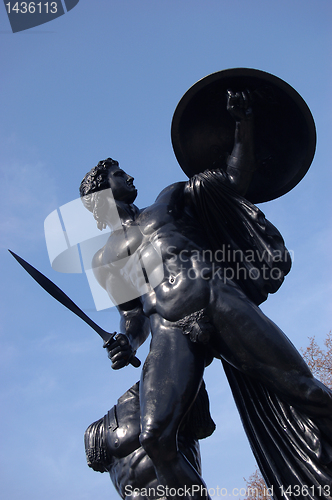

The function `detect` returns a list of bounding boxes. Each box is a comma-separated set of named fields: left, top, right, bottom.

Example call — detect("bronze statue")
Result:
left=80, top=69, right=332, bottom=500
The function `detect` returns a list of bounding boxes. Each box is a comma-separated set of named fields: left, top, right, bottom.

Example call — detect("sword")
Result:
left=9, top=250, right=141, bottom=368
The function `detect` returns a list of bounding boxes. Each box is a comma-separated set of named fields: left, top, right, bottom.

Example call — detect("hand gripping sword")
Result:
left=9, top=250, right=141, bottom=368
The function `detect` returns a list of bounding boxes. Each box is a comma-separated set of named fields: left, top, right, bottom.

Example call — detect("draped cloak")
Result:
left=188, top=170, right=332, bottom=499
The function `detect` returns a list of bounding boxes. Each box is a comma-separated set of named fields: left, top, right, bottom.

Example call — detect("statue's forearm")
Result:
left=119, top=305, right=150, bottom=351
left=226, top=118, right=256, bottom=196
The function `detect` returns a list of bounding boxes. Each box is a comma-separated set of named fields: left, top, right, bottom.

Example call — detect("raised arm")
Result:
left=225, top=90, right=256, bottom=196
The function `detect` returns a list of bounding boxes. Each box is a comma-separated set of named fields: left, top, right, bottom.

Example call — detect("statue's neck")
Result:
left=117, top=200, right=137, bottom=221
left=106, top=200, right=137, bottom=229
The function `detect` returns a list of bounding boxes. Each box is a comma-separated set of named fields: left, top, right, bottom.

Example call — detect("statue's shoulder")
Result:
left=91, top=246, right=108, bottom=289
left=154, top=181, right=187, bottom=203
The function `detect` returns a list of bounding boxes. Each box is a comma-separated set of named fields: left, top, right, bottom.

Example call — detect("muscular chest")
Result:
left=104, top=202, right=179, bottom=261
left=102, top=183, right=202, bottom=266
left=103, top=222, right=144, bottom=263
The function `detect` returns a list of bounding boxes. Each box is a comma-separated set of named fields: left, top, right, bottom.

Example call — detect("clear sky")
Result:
left=1, top=1, right=331, bottom=499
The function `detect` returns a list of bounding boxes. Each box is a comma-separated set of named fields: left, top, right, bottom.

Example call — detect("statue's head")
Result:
left=80, top=158, right=137, bottom=230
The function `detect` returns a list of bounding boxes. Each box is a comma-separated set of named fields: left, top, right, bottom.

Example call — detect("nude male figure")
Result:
left=80, top=91, right=332, bottom=499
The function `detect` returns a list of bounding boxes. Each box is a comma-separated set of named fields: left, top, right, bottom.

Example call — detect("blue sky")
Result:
left=1, top=1, right=331, bottom=499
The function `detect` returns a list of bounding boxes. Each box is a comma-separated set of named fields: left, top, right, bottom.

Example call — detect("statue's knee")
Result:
left=139, top=428, right=158, bottom=457
left=285, top=375, right=332, bottom=417
left=306, top=377, right=332, bottom=406
left=139, top=428, right=176, bottom=462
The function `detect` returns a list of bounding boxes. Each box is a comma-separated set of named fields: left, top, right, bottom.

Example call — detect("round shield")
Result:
left=171, top=68, right=316, bottom=203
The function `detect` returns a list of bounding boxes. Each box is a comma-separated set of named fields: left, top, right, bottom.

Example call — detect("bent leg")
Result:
left=208, top=279, right=332, bottom=419
left=139, top=315, right=209, bottom=500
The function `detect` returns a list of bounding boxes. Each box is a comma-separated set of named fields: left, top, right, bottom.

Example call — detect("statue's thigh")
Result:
left=208, top=283, right=312, bottom=386
left=140, top=322, right=205, bottom=438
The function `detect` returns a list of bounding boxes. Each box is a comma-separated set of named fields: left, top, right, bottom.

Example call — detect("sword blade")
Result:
left=8, top=250, right=140, bottom=367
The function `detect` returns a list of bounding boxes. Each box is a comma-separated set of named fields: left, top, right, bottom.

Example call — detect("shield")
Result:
left=171, top=68, right=316, bottom=203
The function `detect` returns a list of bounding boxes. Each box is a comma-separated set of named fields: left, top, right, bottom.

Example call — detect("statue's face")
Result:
left=107, top=166, right=137, bottom=203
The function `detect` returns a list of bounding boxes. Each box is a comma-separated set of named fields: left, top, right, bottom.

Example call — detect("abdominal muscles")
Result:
left=142, top=259, right=212, bottom=322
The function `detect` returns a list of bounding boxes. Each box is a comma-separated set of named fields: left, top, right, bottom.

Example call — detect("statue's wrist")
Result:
left=227, top=155, right=256, bottom=172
